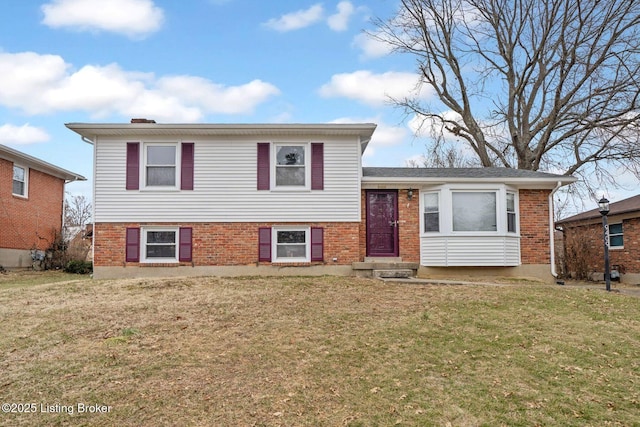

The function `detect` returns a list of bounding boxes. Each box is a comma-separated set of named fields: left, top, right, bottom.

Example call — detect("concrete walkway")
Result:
left=380, top=276, right=640, bottom=298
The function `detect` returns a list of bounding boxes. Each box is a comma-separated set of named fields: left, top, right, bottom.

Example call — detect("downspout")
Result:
left=81, top=135, right=96, bottom=271
left=549, top=181, right=563, bottom=278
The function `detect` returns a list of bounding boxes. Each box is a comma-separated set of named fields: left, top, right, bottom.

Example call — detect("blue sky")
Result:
left=1, top=0, right=636, bottom=211
left=0, top=0, right=434, bottom=200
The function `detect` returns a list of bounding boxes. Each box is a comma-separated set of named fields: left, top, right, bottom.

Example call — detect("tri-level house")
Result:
left=1, top=144, right=85, bottom=268
left=66, top=120, right=575, bottom=281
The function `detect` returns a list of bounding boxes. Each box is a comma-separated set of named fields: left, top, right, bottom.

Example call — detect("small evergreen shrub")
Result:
left=64, top=260, right=93, bottom=274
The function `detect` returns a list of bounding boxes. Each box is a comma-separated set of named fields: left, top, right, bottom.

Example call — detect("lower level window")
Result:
left=143, top=228, right=177, bottom=262
left=274, top=227, right=309, bottom=262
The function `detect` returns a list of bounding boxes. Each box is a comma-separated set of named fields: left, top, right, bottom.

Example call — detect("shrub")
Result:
left=64, top=260, right=93, bottom=274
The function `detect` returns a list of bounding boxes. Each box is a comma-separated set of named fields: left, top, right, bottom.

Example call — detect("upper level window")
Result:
left=146, top=145, right=176, bottom=187
left=423, top=192, right=440, bottom=232
left=452, top=192, right=497, bottom=232
left=12, top=165, right=27, bottom=197
left=275, top=144, right=306, bottom=187
left=609, top=223, right=623, bottom=248
left=507, top=192, right=516, bottom=233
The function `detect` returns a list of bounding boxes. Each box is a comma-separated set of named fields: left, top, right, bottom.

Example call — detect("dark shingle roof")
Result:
left=557, top=194, right=640, bottom=224
left=362, top=167, right=569, bottom=180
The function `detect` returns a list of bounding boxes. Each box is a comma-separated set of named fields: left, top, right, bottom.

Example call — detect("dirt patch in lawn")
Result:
left=1, top=275, right=638, bottom=426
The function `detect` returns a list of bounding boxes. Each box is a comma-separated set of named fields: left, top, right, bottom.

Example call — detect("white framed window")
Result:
left=272, top=227, right=310, bottom=262
left=141, top=228, right=178, bottom=262
left=144, top=143, right=178, bottom=188
left=452, top=191, right=497, bottom=232
left=12, top=164, right=28, bottom=197
left=507, top=192, right=517, bottom=233
left=274, top=143, right=308, bottom=189
left=609, top=223, right=623, bottom=248
left=423, top=192, right=440, bottom=232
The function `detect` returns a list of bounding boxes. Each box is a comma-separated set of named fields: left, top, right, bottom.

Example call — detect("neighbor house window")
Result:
left=452, top=192, right=497, bottom=232
left=609, top=223, right=623, bottom=248
left=142, top=228, right=178, bottom=262
left=145, top=144, right=177, bottom=187
left=273, top=227, right=310, bottom=262
left=507, top=192, right=516, bottom=233
left=423, top=192, right=440, bottom=232
left=275, top=144, right=306, bottom=187
left=12, top=165, right=27, bottom=197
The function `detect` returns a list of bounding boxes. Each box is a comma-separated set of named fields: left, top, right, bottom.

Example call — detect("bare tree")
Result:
left=64, top=193, right=92, bottom=229
left=374, top=0, right=640, bottom=189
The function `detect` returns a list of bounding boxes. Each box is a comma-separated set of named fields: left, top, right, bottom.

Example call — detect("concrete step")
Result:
left=373, top=269, right=414, bottom=279
left=364, top=256, right=402, bottom=262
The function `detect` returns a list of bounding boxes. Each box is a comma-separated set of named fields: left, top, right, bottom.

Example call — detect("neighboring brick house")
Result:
left=556, top=195, right=640, bottom=283
left=0, top=144, right=85, bottom=268
left=66, top=120, right=575, bottom=281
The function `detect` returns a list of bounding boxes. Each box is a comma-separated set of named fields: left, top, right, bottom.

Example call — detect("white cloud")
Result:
left=157, top=76, right=281, bottom=115
left=0, top=51, right=280, bottom=121
left=41, top=0, right=164, bottom=38
left=263, top=4, right=324, bottom=32
left=352, top=32, right=394, bottom=59
left=327, top=1, right=355, bottom=31
left=319, top=70, right=428, bottom=106
left=330, top=116, right=408, bottom=160
left=0, top=124, right=50, bottom=145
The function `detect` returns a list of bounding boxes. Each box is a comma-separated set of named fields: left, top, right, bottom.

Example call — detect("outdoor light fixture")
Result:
left=598, top=196, right=611, bottom=292
left=407, top=188, right=414, bottom=200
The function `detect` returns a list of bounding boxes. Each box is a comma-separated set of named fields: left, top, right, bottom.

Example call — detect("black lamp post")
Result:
left=598, top=197, right=611, bottom=292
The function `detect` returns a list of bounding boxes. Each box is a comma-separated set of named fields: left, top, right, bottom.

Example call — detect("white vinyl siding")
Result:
left=421, top=236, right=521, bottom=266
left=93, top=136, right=361, bottom=222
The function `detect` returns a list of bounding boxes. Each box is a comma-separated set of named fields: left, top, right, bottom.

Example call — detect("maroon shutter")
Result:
left=125, top=227, right=140, bottom=262
left=126, top=142, right=140, bottom=190
left=257, top=143, right=270, bottom=190
left=311, top=227, right=324, bottom=261
left=179, top=227, right=193, bottom=262
left=181, top=143, right=194, bottom=190
left=258, top=227, right=272, bottom=261
left=311, top=143, right=324, bottom=190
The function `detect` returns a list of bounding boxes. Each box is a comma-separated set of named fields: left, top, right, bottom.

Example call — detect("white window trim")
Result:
left=423, top=190, right=441, bottom=233
left=141, top=142, right=181, bottom=191
left=141, top=227, right=179, bottom=263
left=272, top=226, right=311, bottom=263
left=506, top=191, right=519, bottom=234
left=271, top=142, right=311, bottom=191
left=12, top=164, right=28, bottom=198
left=609, top=222, right=624, bottom=249
left=420, top=184, right=519, bottom=236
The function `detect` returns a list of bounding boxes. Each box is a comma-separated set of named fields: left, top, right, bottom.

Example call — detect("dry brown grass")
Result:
left=0, top=273, right=639, bottom=426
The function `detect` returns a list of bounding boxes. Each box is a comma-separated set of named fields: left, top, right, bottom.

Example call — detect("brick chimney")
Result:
left=130, top=118, right=156, bottom=123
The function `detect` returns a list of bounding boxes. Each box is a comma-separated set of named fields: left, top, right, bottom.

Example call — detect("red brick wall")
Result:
left=0, top=158, right=65, bottom=251
left=95, top=222, right=361, bottom=267
left=563, top=216, right=640, bottom=274
left=519, top=189, right=552, bottom=264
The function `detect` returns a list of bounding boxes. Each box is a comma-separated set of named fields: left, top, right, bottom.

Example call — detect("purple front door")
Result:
left=366, top=190, right=399, bottom=257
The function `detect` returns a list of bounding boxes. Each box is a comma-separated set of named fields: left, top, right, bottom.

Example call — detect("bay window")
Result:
left=421, top=185, right=518, bottom=235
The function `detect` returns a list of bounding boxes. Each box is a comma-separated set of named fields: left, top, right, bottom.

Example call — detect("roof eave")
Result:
left=0, top=144, right=86, bottom=182
left=361, top=176, right=576, bottom=188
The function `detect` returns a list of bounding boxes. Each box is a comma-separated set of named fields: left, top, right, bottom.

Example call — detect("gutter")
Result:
left=549, top=181, right=563, bottom=278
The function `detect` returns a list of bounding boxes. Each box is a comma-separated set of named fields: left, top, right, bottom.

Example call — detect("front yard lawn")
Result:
left=0, top=275, right=638, bottom=426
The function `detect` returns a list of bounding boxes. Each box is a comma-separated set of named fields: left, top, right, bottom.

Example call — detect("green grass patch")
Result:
left=0, top=275, right=638, bottom=426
